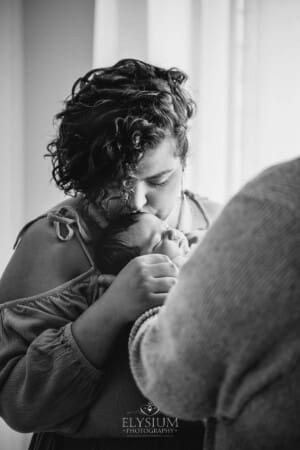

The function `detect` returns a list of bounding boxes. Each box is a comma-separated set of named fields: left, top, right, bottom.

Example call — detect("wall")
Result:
left=0, top=0, right=94, bottom=446
left=0, top=0, right=24, bottom=275
left=23, top=0, right=95, bottom=221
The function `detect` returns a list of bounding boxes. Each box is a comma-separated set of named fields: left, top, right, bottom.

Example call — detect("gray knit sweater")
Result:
left=129, top=157, right=300, bottom=450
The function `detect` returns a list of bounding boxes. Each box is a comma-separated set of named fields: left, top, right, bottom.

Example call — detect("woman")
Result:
left=0, top=59, right=220, bottom=449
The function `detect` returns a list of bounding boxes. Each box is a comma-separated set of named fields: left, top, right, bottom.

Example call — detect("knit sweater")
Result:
left=129, top=157, right=300, bottom=450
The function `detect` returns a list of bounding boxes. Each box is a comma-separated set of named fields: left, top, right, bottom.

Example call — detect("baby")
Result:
left=95, top=212, right=191, bottom=275
left=84, top=212, right=202, bottom=439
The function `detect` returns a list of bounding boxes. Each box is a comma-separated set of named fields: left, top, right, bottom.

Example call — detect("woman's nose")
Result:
left=127, top=182, right=147, bottom=212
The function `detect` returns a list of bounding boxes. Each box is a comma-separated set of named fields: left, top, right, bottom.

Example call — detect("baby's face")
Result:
left=118, top=213, right=190, bottom=260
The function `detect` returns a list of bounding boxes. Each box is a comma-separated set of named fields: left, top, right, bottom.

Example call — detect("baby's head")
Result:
left=96, top=212, right=190, bottom=275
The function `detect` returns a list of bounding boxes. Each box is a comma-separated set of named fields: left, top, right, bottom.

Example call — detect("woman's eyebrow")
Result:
left=130, top=169, right=174, bottom=181
left=145, top=169, right=174, bottom=181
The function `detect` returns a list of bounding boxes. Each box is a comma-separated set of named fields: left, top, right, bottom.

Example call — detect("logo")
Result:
left=122, top=401, right=179, bottom=437
left=139, top=402, right=159, bottom=416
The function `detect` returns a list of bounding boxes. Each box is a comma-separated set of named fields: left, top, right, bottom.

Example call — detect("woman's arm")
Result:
left=72, top=253, right=177, bottom=367
left=0, top=219, right=177, bottom=433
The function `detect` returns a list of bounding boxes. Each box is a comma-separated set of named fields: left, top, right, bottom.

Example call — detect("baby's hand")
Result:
left=185, top=229, right=207, bottom=249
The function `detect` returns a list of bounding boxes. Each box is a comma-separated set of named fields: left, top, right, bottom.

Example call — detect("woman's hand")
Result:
left=98, top=254, right=178, bottom=324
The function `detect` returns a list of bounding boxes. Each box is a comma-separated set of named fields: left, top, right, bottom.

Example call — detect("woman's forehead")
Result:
left=133, top=137, right=180, bottom=178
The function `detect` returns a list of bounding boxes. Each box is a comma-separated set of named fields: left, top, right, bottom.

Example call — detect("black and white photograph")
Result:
left=0, top=0, right=300, bottom=449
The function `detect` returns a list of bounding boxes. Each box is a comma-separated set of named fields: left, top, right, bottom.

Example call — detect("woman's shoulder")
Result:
left=0, top=208, right=93, bottom=302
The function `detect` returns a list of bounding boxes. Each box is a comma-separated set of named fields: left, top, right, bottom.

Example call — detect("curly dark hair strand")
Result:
left=46, top=58, right=196, bottom=203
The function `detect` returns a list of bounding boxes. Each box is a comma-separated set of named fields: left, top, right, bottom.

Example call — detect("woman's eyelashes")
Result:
left=148, top=179, right=169, bottom=187
left=147, top=173, right=173, bottom=187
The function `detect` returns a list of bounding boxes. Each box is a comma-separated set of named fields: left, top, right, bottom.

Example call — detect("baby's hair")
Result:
left=46, top=58, right=196, bottom=203
left=95, top=214, right=142, bottom=275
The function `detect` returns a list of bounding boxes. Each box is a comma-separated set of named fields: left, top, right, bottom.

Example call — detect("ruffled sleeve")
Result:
left=0, top=285, right=104, bottom=434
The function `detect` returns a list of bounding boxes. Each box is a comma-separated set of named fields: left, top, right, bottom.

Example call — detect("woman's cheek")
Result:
left=154, top=192, right=177, bottom=219
left=155, top=177, right=182, bottom=216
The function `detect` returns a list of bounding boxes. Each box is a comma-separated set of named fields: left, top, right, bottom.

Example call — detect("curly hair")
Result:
left=46, top=58, right=196, bottom=202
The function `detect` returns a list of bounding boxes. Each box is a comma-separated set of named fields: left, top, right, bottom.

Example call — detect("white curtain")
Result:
left=94, top=0, right=300, bottom=204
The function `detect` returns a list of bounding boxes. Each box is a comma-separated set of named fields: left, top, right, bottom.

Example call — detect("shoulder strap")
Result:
left=47, top=206, right=96, bottom=268
left=47, top=206, right=91, bottom=242
left=13, top=206, right=97, bottom=270
left=184, top=190, right=210, bottom=229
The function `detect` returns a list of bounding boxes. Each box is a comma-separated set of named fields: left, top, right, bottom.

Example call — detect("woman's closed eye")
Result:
left=147, top=173, right=172, bottom=187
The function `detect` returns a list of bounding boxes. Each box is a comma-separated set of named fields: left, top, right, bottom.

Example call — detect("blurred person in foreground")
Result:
left=129, top=157, right=300, bottom=450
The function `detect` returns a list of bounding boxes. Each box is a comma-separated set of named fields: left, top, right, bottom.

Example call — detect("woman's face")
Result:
left=101, top=136, right=183, bottom=221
